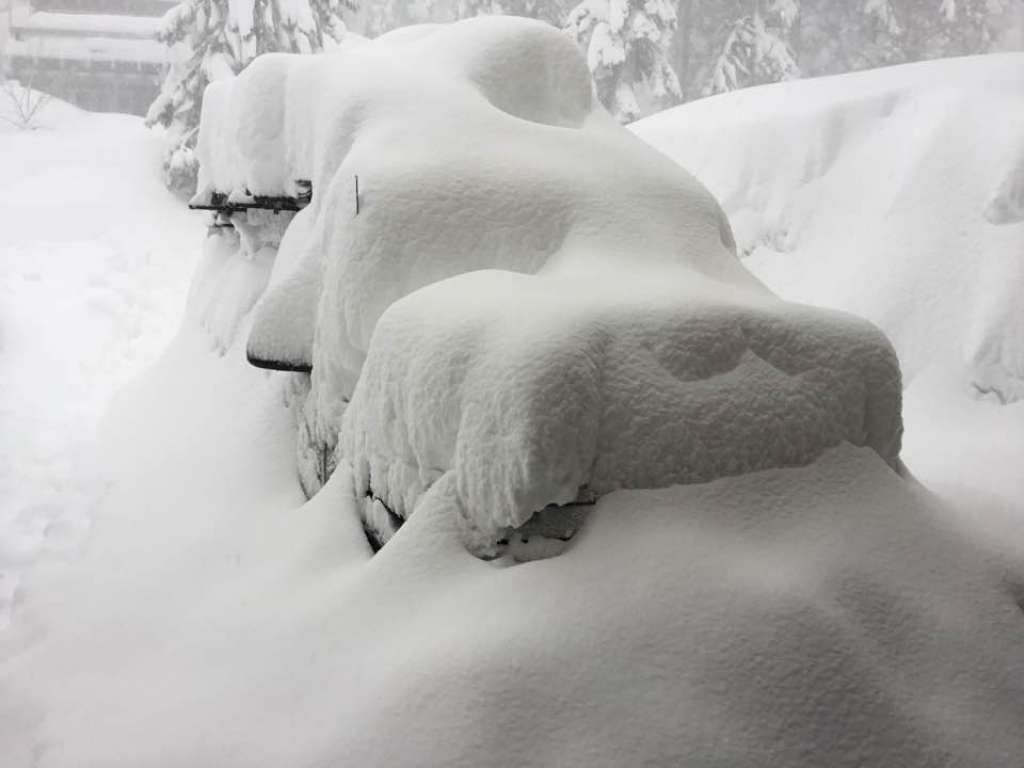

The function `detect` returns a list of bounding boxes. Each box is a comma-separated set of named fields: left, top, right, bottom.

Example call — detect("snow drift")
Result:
left=631, top=53, right=1024, bottom=554
left=194, top=16, right=903, bottom=553
left=1, top=321, right=1021, bottom=768
left=632, top=53, right=1024, bottom=404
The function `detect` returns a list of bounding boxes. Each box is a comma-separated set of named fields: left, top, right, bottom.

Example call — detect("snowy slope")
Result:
left=0, top=93, right=201, bottom=629
left=632, top=53, right=1024, bottom=541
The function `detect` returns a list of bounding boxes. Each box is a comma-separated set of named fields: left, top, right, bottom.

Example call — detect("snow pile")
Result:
left=632, top=53, right=1024, bottom=546
left=632, top=53, right=1024, bottom=403
left=0, top=97, right=200, bottom=630
left=191, top=17, right=904, bottom=552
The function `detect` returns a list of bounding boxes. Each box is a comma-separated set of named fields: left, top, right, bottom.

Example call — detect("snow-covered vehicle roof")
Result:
left=192, top=16, right=905, bottom=554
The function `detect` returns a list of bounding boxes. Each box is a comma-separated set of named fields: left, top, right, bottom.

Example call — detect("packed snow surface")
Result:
left=195, top=17, right=903, bottom=550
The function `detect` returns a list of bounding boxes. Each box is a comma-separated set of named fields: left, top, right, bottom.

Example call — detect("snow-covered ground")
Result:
left=1, top=40, right=1023, bottom=767
left=0, top=91, right=201, bottom=629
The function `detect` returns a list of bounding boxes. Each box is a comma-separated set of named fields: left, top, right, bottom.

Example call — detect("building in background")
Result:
left=1, top=0, right=174, bottom=115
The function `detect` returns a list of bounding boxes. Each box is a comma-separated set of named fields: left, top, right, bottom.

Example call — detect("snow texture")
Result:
left=633, top=53, right=1024, bottom=404
left=191, top=17, right=905, bottom=552
left=1, top=340, right=1020, bottom=767
left=632, top=49, right=1024, bottom=564
left=343, top=270, right=902, bottom=553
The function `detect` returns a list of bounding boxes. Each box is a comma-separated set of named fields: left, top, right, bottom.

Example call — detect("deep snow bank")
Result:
left=632, top=53, right=1024, bottom=402
left=0, top=96, right=201, bottom=629
left=2, top=321, right=1021, bottom=766
left=193, top=17, right=904, bottom=553
left=631, top=54, right=1024, bottom=542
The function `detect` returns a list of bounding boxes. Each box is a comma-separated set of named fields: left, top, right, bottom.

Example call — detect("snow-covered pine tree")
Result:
left=148, top=0, right=354, bottom=195
left=703, top=0, right=799, bottom=96
left=452, top=0, right=569, bottom=26
left=864, top=0, right=900, bottom=35
left=937, top=0, right=1003, bottom=54
left=859, top=0, right=907, bottom=64
left=793, top=0, right=907, bottom=75
left=563, top=0, right=681, bottom=123
left=362, top=0, right=437, bottom=36
left=881, top=0, right=1003, bottom=64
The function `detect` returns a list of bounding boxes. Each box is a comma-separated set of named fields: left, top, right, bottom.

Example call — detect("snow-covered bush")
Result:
left=703, top=1, right=799, bottom=95
left=146, top=0, right=355, bottom=195
left=0, top=80, right=52, bottom=131
left=563, top=0, right=681, bottom=122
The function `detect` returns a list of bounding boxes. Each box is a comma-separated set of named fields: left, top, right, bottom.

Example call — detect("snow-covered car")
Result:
left=192, top=16, right=902, bottom=558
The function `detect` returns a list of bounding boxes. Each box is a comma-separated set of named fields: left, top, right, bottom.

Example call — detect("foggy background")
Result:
left=3, top=0, right=1023, bottom=123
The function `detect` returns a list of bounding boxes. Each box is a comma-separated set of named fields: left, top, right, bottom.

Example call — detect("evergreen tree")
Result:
left=459, top=0, right=571, bottom=25
left=564, top=0, right=682, bottom=122
left=936, top=0, right=1003, bottom=54
left=147, top=0, right=354, bottom=195
left=702, top=0, right=799, bottom=95
left=362, top=0, right=436, bottom=36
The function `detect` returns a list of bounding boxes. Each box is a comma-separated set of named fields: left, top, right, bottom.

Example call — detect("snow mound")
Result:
left=344, top=270, right=902, bottom=553
left=0, top=84, right=82, bottom=133
left=632, top=53, right=1024, bottom=402
left=186, top=16, right=906, bottom=552
left=3, top=343, right=1022, bottom=767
